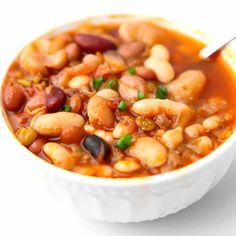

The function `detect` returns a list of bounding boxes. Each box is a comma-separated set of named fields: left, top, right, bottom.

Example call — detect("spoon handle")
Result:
left=199, top=36, right=236, bottom=60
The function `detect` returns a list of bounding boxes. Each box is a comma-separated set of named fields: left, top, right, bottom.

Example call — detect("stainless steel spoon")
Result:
left=199, top=35, right=236, bottom=60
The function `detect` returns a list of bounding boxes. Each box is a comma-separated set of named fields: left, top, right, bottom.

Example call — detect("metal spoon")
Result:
left=199, top=35, right=236, bottom=60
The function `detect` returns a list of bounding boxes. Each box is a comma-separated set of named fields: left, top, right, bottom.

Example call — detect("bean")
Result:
left=167, top=70, right=206, bottom=103
left=161, top=127, right=183, bottom=149
left=75, top=33, right=116, bottom=53
left=96, top=89, right=119, bottom=100
left=113, top=118, right=136, bottom=139
left=203, top=116, right=220, bottom=130
left=145, top=57, right=175, bottom=83
left=150, top=44, right=170, bottom=61
left=46, top=87, right=66, bottom=112
left=82, top=134, right=110, bottom=162
left=45, top=49, right=68, bottom=70
left=186, top=136, right=213, bottom=155
left=31, top=112, right=85, bottom=136
left=118, top=41, right=145, bottom=59
left=114, top=159, right=141, bottom=173
left=185, top=124, right=204, bottom=138
left=65, top=42, right=80, bottom=61
left=43, top=142, right=75, bottom=170
left=136, top=66, right=156, bottom=80
left=61, top=126, right=85, bottom=144
left=29, top=137, right=47, bottom=154
left=67, top=94, right=81, bottom=113
left=94, top=130, right=114, bottom=143
left=3, top=84, right=26, bottom=111
left=68, top=75, right=91, bottom=89
left=128, top=137, right=167, bottom=167
left=87, top=95, right=115, bottom=128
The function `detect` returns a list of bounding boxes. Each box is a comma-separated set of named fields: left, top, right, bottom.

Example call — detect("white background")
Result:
left=1, top=0, right=236, bottom=235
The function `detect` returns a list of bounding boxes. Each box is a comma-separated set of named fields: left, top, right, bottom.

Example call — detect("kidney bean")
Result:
left=118, top=41, right=145, bottom=59
left=3, top=84, right=26, bottom=111
left=75, top=33, right=116, bottom=53
left=65, top=42, right=80, bottom=61
left=60, top=126, right=85, bottom=144
left=29, top=137, right=47, bottom=154
left=46, top=87, right=66, bottom=112
left=136, top=66, right=156, bottom=80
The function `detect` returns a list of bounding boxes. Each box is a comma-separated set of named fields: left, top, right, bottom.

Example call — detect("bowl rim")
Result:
left=1, top=14, right=236, bottom=188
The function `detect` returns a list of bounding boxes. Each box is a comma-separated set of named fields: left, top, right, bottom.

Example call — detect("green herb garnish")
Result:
left=118, top=101, right=127, bottom=111
left=62, top=105, right=72, bottom=112
left=107, top=80, right=119, bottom=90
left=156, top=86, right=168, bottom=99
left=93, top=77, right=104, bottom=90
left=137, top=91, right=145, bottom=100
left=115, top=134, right=132, bottom=150
left=128, top=67, right=137, bottom=75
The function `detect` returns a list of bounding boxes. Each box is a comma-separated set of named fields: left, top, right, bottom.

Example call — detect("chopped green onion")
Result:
left=128, top=67, right=137, bottom=75
left=115, top=134, right=132, bottom=150
left=137, top=91, right=145, bottom=100
left=118, top=101, right=127, bottom=111
left=156, top=85, right=168, bottom=99
left=93, top=77, right=104, bottom=90
left=62, top=105, right=72, bottom=112
left=107, top=80, right=119, bottom=90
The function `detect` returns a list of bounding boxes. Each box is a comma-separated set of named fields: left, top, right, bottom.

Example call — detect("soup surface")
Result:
left=2, top=16, right=236, bottom=178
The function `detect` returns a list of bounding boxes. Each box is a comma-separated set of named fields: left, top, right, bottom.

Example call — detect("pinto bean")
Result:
left=87, top=95, right=115, bottom=128
left=31, top=112, right=85, bottom=136
left=128, top=137, right=167, bottom=167
left=75, top=33, right=116, bottom=53
left=167, top=70, right=206, bottom=103
left=61, top=126, right=85, bottom=144
left=136, top=66, right=156, bottom=80
left=43, top=142, right=75, bottom=170
left=3, top=84, right=26, bottom=111
left=131, top=99, right=195, bottom=127
left=145, top=57, right=175, bottom=83
left=46, top=87, right=66, bottom=112
left=119, top=75, right=147, bottom=102
left=118, top=41, right=146, bottom=59
left=65, top=42, right=80, bottom=61
left=29, top=137, right=47, bottom=154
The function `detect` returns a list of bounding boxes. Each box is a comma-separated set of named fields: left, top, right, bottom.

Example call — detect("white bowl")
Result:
left=1, top=15, right=236, bottom=223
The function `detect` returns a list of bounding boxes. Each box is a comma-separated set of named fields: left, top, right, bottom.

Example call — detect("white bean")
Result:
left=114, top=159, right=141, bottom=173
left=150, top=44, right=170, bottom=61
left=161, top=127, right=183, bottom=149
left=113, top=119, right=136, bottom=139
left=186, top=136, right=213, bottom=155
left=128, top=137, right=167, bottom=167
left=68, top=75, right=91, bottom=88
left=131, top=99, right=195, bottom=127
left=185, top=124, right=205, bottom=138
left=31, top=112, right=85, bottom=136
left=145, top=57, right=174, bottom=83
left=203, top=116, right=220, bottom=130
left=96, top=89, right=119, bottom=100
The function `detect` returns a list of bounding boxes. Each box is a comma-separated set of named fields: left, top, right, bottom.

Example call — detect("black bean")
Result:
left=82, top=135, right=110, bottom=162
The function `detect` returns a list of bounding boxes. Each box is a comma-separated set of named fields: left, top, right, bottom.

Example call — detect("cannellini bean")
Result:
left=113, top=118, right=136, bottom=139
left=119, top=21, right=168, bottom=45
left=119, top=75, right=146, bottom=102
left=44, top=49, right=68, bottom=70
left=185, top=124, right=205, bottom=138
left=161, top=127, right=183, bottom=149
left=96, top=89, right=119, bottom=100
left=131, top=99, right=195, bottom=127
left=87, top=95, right=115, bottom=128
left=167, top=70, right=206, bottom=103
left=94, top=130, right=114, bottom=143
left=31, top=112, right=85, bottom=136
left=145, top=57, right=174, bottom=83
left=186, top=136, right=213, bottom=155
left=68, top=75, right=91, bottom=88
left=150, top=44, right=170, bottom=61
left=43, top=142, right=75, bottom=170
left=114, top=159, right=141, bottom=173
left=203, top=116, right=220, bottom=130
left=128, top=137, right=167, bottom=167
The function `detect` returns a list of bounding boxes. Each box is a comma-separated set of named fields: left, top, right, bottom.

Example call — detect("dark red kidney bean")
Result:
left=3, top=84, right=26, bottom=111
left=75, top=33, right=116, bottom=53
left=46, top=87, right=66, bottom=112
left=65, top=43, right=80, bottom=61
left=29, top=137, right=46, bottom=154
